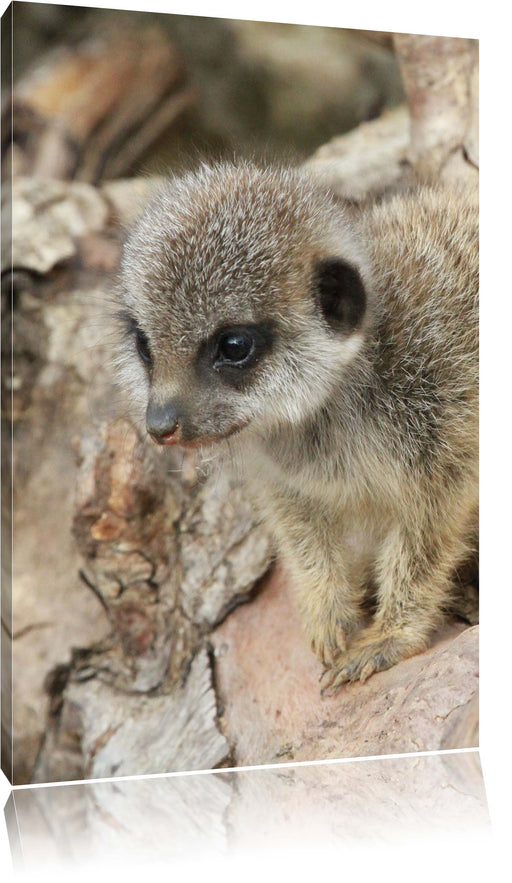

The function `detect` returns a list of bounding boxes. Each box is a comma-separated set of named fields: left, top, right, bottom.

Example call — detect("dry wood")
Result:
left=4, top=20, right=193, bottom=183
left=393, top=33, right=479, bottom=183
left=306, top=33, right=478, bottom=199
left=305, top=105, right=413, bottom=200
left=4, top=174, right=271, bottom=782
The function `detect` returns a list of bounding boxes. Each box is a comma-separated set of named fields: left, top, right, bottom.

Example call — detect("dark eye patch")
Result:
left=135, top=327, right=152, bottom=364
left=117, top=309, right=152, bottom=367
left=197, top=322, right=274, bottom=388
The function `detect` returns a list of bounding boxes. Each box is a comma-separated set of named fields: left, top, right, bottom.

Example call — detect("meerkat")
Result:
left=116, top=161, right=478, bottom=692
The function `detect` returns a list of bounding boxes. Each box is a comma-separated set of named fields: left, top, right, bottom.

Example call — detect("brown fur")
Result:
left=117, top=162, right=478, bottom=690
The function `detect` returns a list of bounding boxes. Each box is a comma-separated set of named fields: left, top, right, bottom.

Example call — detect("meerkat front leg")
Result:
left=274, top=500, right=364, bottom=665
left=321, top=517, right=474, bottom=693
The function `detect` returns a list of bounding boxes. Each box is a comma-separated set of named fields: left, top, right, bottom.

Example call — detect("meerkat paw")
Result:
left=320, top=631, right=423, bottom=695
left=308, top=611, right=358, bottom=667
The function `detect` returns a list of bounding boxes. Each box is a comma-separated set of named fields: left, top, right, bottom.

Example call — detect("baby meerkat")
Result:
left=117, top=161, right=478, bottom=691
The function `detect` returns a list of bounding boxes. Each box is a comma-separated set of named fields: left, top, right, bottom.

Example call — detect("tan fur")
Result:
left=117, top=162, right=478, bottom=690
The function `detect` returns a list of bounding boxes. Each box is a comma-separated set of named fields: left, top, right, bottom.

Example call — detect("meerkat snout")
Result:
left=116, top=160, right=478, bottom=690
left=145, top=399, right=179, bottom=444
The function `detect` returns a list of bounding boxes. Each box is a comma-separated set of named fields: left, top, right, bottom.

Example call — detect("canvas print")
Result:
left=1, top=2, right=479, bottom=785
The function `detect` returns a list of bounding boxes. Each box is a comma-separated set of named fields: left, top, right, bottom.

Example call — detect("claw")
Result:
left=332, top=668, right=352, bottom=690
left=312, top=638, right=336, bottom=668
left=319, top=665, right=331, bottom=683
left=321, top=675, right=345, bottom=698
left=359, top=661, right=377, bottom=683
left=320, top=654, right=365, bottom=695
left=320, top=664, right=351, bottom=696
left=320, top=668, right=335, bottom=695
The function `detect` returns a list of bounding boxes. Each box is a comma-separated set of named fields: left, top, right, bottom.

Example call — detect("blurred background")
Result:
left=3, top=2, right=404, bottom=182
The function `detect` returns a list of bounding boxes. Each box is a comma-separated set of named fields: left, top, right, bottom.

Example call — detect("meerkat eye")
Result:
left=203, top=323, right=274, bottom=386
left=216, top=330, right=255, bottom=366
left=117, top=310, right=153, bottom=367
left=135, top=327, right=152, bottom=365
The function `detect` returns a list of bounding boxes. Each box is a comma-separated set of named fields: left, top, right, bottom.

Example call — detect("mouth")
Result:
left=149, top=418, right=250, bottom=449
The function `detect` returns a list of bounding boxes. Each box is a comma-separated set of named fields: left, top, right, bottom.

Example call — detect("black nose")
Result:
left=146, top=400, right=179, bottom=442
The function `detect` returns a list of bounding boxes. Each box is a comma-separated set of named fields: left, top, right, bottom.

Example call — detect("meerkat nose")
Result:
left=146, top=400, right=180, bottom=445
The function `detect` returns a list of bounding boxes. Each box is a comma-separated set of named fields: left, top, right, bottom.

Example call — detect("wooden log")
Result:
left=5, top=20, right=193, bottom=182
left=305, top=33, right=478, bottom=198
left=32, top=648, right=232, bottom=782
left=4, top=174, right=271, bottom=782
left=393, top=33, right=479, bottom=183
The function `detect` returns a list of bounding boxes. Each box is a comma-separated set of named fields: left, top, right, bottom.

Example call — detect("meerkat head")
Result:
left=117, top=161, right=372, bottom=450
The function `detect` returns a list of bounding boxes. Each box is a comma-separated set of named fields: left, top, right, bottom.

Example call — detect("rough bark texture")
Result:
left=306, top=35, right=478, bottom=199
left=393, top=34, right=479, bottom=183
left=32, top=648, right=231, bottom=783
left=3, top=32, right=479, bottom=784
left=4, top=175, right=271, bottom=783
left=211, top=569, right=478, bottom=765
left=305, top=105, right=413, bottom=200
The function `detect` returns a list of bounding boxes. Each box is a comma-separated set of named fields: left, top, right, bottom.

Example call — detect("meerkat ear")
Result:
left=313, top=257, right=367, bottom=333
